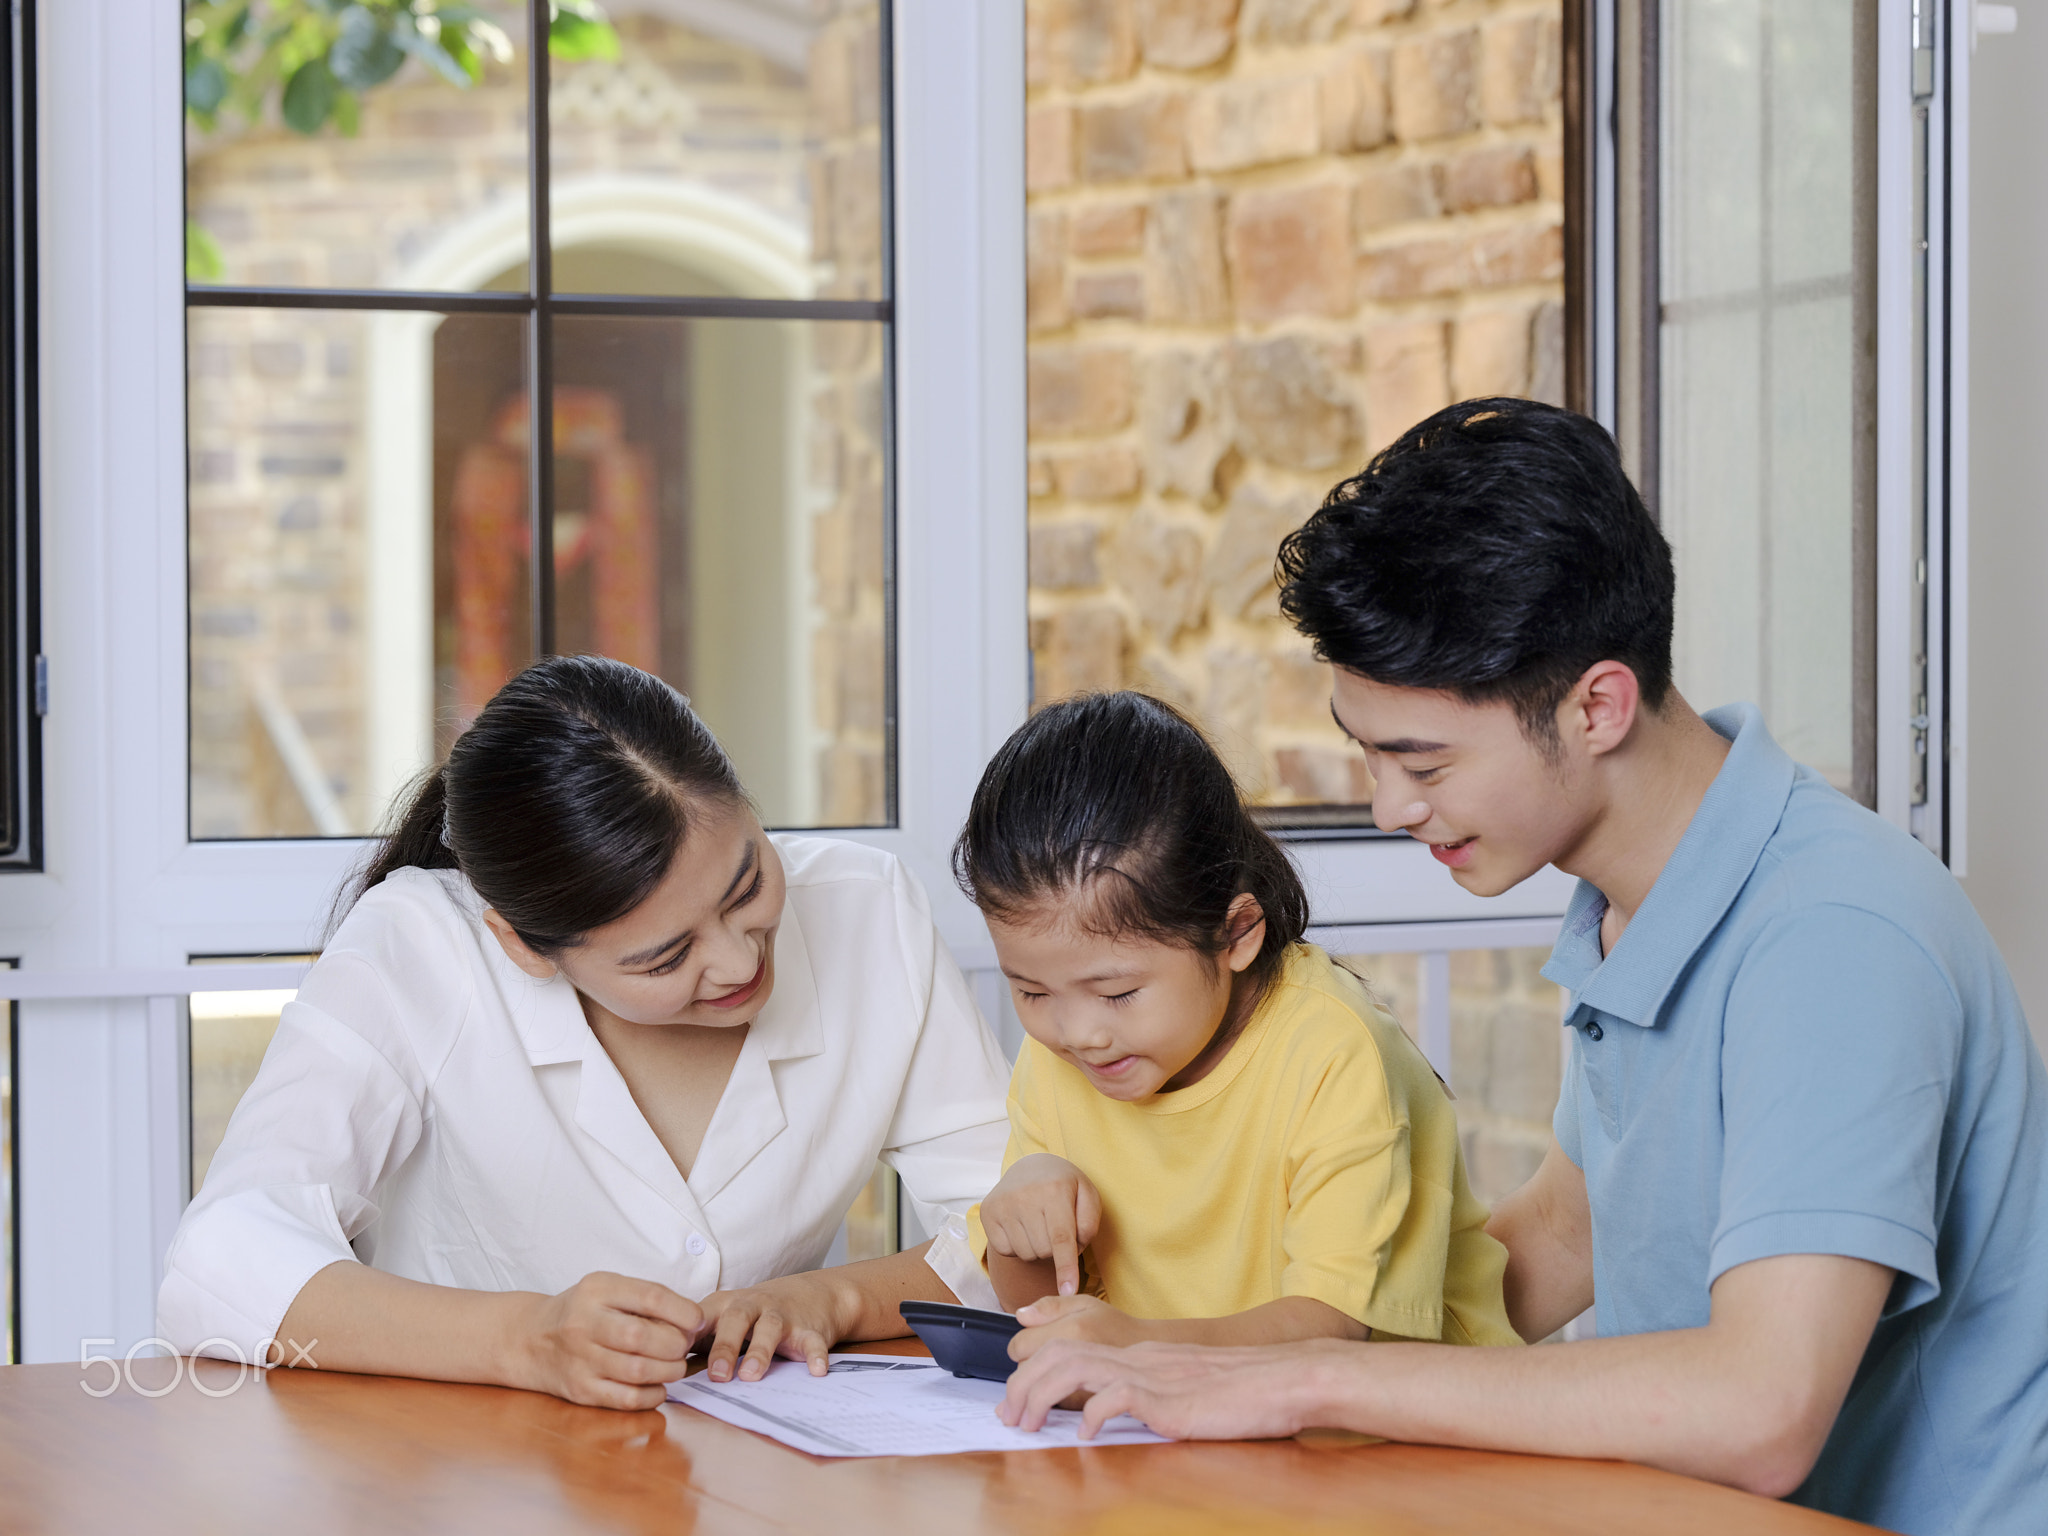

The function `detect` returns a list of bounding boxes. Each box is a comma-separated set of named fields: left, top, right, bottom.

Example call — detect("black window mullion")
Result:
left=527, top=0, right=556, bottom=662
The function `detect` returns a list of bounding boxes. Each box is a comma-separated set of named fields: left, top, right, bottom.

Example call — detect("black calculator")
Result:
left=897, top=1300, right=1024, bottom=1383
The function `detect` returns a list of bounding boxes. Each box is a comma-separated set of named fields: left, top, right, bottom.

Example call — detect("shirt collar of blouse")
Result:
left=1542, top=703, right=1799, bottom=1033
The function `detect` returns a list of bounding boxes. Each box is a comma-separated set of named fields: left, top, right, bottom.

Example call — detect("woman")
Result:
left=158, top=656, right=1010, bottom=1408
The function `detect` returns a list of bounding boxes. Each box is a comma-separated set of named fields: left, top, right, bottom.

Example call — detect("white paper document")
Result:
left=665, top=1354, right=1169, bottom=1458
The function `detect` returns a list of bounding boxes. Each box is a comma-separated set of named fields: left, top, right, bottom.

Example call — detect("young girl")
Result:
left=952, top=691, right=1518, bottom=1355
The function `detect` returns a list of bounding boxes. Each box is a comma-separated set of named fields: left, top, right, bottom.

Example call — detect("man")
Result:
left=1000, top=399, right=2048, bottom=1534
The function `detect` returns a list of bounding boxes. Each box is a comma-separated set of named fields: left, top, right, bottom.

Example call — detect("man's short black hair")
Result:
left=1276, top=397, right=1675, bottom=748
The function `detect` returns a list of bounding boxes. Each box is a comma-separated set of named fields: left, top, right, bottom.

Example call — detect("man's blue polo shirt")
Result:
left=1547, top=704, right=2048, bottom=1534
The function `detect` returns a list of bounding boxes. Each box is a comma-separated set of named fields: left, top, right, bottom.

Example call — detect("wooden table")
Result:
left=0, top=1341, right=1877, bottom=1535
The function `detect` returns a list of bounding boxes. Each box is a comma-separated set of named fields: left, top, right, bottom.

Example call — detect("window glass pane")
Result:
left=1661, top=0, right=1857, bottom=789
left=1022, top=4, right=1566, bottom=818
left=547, top=3, right=886, bottom=302
left=1339, top=948, right=1562, bottom=1206
left=182, top=2, right=529, bottom=292
left=188, top=306, right=529, bottom=838
left=189, top=987, right=298, bottom=1196
left=546, top=314, right=889, bottom=828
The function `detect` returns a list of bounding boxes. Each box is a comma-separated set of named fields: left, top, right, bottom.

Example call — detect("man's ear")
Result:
left=482, top=908, right=559, bottom=980
left=1560, top=660, right=1642, bottom=759
left=1222, top=893, right=1269, bottom=975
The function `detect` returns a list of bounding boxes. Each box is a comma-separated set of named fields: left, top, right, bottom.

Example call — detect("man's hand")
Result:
left=689, top=1269, right=862, bottom=1383
left=980, top=1153, right=1101, bottom=1299
left=507, top=1271, right=705, bottom=1410
left=1007, top=1293, right=1146, bottom=1361
left=999, top=1338, right=1337, bottom=1440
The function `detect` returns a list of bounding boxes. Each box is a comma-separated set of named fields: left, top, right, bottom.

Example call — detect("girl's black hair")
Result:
left=343, top=654, right=747, bottom=954
left=952, top=692, right=1309, bottom=994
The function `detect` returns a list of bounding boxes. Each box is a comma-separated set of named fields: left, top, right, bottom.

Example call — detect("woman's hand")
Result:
left=690, top=1269, right=863, bottom=1383
left=1008, top=1293, right=1146, bottom=1362
left=506, top=1271, right=705, bottom=1410
left=981, top=1153, right=1102, bottom=1298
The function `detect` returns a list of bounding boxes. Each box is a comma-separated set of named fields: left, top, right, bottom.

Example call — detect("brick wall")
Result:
left=1024, top=0, right=1565, bottom=805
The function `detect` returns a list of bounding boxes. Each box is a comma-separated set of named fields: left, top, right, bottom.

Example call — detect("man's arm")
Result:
left=1001, top=1251, right=1893, bottom=1500
left=1485, top=1138, right=1595, bottom=1342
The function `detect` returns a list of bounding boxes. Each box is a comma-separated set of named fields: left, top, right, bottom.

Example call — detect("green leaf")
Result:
left=329, top=5, right=406, bottom=90
left=280, top=56, right=339, bottom=133
left=392, top=15, right=471, bottom=87
left=548, top=15, right=620, bottom=62
left=332, top=88, right=361, bottom=137
left=549, top=0, right=621, bottom=61
left=185, top=52, right=231, bottom=116
left=185, top=219, right=226, bottom=283
left=221, top=5, right=252, bottom=48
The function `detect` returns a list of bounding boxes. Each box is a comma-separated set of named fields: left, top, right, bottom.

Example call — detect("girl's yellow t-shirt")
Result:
left=968, top=944, right=1520, bottom=1346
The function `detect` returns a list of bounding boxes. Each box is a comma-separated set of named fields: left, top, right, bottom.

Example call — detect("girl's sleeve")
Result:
left=869, top=855, right=1014, bottom=1306
left=156, top=949, right=434, bottom=1364
left=1280, top=1012, right=1475, bottom=1341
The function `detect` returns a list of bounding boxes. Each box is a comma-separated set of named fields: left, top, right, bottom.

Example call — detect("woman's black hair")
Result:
left=952, top=692, right=1309, bottom=996
left=1276, top=396, right=1674, bottom=751
left=343, top=654, right=747, bottom=954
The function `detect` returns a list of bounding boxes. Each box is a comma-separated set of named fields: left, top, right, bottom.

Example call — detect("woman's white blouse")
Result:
left=158, top=836, right=1011, bottom=1359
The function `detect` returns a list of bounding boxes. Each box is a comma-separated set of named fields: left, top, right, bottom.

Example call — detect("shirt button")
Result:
left=947, top=1218, right=968, bottom=1242
left=686, top=1233, right=709, bottom=1257
left=1585, top=1021, right=1605, bottom=1042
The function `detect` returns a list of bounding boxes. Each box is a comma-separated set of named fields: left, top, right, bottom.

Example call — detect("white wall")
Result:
left=1958, top=14, right=2048, bottom=1058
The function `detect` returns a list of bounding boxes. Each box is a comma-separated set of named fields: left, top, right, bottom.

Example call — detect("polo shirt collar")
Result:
left=1541, top=703, right=1797, bottom=1030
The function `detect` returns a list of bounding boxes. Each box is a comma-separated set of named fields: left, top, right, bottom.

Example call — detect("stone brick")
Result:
left=1072, top=269, right=1146, bottom=320
left=1138, top=0, right=1238, bottom=70
left=1351, top=0, right=1415, bottom=23
left=1130, top=648, right=1200, bottom=715
left=819, top=742, right=886, bottom=827
left=1031, top=604, right=1128, bottom=703
left=1205, top=646, right=1271, bottom=795
left=1534, top=143, right=1564, bottom=203
left=1029, top=347, right=1136, bottom=438
left=1030, top=0, right=1140, bottom=88
left=1265, top=646, right=1333, bottom=729
left=1529, top=300, right=1566, bottom=406
left=1468, top=221, right=1564, bottom=288
left=1320, top=47, right=1391, bottom=153
left=1435, top=144, right=1536, bottom=214
left=1078, top=95, right=1189, bottom=183
left=1028, top=453, right=1057, bottom=498
left=1186, top=76, right=1320, bottom=174
left=1479, top=14, right=1557, bottom=129
left=1029, top=521, right=1103, bottom=588
left=1054, top=444, right=1143, bottom=500
left=1451, top=306, right=1532, bottom=400
left=1142, top=348, right=1233, bottom=502
left=1364, top=318, right=1449, bottom=453
left=1107, top=507, right=1207, bottom=642
left=1206, top=482, right=1306, bottom=618
left=1353, top=162, right=1436, bottom=231
left=1144, top=189, right=1231, bottom=324
left=1027, top=210, right=1069, bottom=333
left=1274, top=745, right=1373, bottom=803
left=1390, top=30, right=1477, bottom=142
left=1026, top=106, right=1075, bottom=193
left=1070, top=201, right=1146, bottom=257
left=1230, top=335, right=1359, bottom=471
left=1227, top=182, right=1354, bottom=322
left=1359, top=233, right=1467, bottom=299
left=1243, top=0, right=1349, bottom=45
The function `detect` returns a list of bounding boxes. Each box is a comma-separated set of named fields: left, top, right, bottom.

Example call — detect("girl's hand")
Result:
left=1008, top=1293, right=1146, bottom=1361
left=981, top=1153, right=1102, bottom=1298
left=507, top=1271, right=705, bottom=1410
left=689, top=1270, right=862, bottom=1383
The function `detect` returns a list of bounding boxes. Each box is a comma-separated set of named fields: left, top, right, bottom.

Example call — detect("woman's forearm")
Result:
left=825, top=1241, right=962, bottom=1340
left=271, top=1259, right=541, bottom=1386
